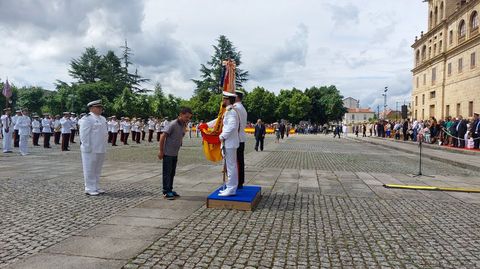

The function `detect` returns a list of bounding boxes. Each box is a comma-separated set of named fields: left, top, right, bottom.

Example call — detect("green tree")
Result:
left=287, top=91, right=311, bottom=123
left=120, top=40, right=149, bottom=93
left=243, top=87, right=277, bottom=123
left=305, top=85, right=347, bottom=124
left=150, top=82, right=168, bottom=117
left=69, top=47, right=103, bottom=83
left=192, top=35, right=248, bottom=94
left=16, top=86, right=46, bottom=115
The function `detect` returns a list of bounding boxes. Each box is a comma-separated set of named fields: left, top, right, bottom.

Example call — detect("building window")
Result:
left=471, top=11, right=479, bottom=30
left=415, top=96, right=418, bottom=106
left=423, top=73, right=426, bottom=85
left=422, top=109, right=425, bottom=119
left=459, top=20, right=466, bottom=39
left=416, top=50, right=420, bottom=65
left=434, top=44, right=437, bottom=55
left=471, top=52, right=476, bottom=68
left=446, top=105, right=450, bottom=117
left=458, top=58, right=463, bottom=73
left=416, top=77, right=419, bottom=88
left=415, top=110, right=418, bottom=119
left=430, top=105, right=435, bottom=118
left=363, top=115, right=367, bottom=120
left=469, top=101, right=474, bottom=117
left=457, top=103, right=461, bottom=116
left=430, top=91, right=436, bottom=98
left=422, top=94, right=425, bottom=105
left=428, top=47, right=432, bottom=58
left=439, top=41, right=442, bottom=52
left=422, top=46, right=427, bottom=60
left=448, top=62, right=452, bottom=76
left=449, top=30, right=454, bottom=44
left=352, top=114, right=355, bottom=120
left=431, top=68, right=436, bottom=84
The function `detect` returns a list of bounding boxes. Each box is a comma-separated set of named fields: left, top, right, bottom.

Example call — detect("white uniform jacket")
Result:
left=1, top=115, right=13, bottom=130
left=17, top=115, right=32, bottom=136
left=110, top=120, right=120, bottom=133
left=219, top=105, right=240, bottom=149
left=31, top=119, right=41, bottom=133
left=60, top=117, right=72, bottom=134
left=233, top=102, right=247, bottom=143
left=42, top=118, right=53, bottom=133
left=79, top=112, right=108, bottom=153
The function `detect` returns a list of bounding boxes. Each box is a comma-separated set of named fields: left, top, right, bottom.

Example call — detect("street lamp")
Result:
left=382, top=87, right=388, bottom=119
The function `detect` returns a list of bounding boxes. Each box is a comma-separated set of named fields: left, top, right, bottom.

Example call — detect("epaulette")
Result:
left=227, top=107, right=233, bottom=111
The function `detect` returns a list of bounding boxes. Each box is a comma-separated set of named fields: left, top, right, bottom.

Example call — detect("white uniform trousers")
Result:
left=81, top=152, right=105, bottom=192
left=2, top=129, right=12, bottom=152
left=19, top=135, right=29, bottom=155
left=224, top=148, right=238, bottom=193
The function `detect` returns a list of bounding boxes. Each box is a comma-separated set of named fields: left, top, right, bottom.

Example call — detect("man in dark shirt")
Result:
left=254, top=119, right=266, bottom=151
left=158, top=107, right=193, bottom=200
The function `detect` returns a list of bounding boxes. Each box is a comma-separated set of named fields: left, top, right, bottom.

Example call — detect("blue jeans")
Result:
left=162, top=155, right=178, bottom=194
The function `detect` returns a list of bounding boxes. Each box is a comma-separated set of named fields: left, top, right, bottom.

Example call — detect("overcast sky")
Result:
left=0, top=0, right=427, bottom=109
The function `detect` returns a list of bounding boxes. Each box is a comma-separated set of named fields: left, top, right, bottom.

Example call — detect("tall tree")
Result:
left=69, top=47, right=103, bottom=83
left=192, top=35, right=249, bottom=94
left=120, top=40, right=149, bottom=92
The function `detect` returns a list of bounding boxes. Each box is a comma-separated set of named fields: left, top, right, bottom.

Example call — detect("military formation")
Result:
left=1, top=91, right=249, bottom=199
left=0, top=108, right=173, bottom=155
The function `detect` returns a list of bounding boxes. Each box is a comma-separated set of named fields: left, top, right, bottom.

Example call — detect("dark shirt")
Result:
left=163, top=119, right=185, bottom=156
left=254, top=123, right=266, bottom=138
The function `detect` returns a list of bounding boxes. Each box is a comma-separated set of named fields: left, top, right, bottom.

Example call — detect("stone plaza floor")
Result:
left=1, top=134, right=479, bottom=268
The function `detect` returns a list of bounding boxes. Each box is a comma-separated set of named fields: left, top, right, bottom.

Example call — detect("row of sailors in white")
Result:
left=104, top=118, right=170, bottom=133
left=2, top=112, right=79, bottom=134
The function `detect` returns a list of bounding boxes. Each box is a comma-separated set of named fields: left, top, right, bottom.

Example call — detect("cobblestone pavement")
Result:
left=2, top=135, right=480, bottom=268
left=124, top=135, right=480, bottom=269
left=0, top=136, right=265, bottom=268
left=124, top=193, right=480, bottom=269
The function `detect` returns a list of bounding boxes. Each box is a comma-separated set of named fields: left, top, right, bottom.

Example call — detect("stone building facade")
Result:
left=412, top=0, right=479, bottom=120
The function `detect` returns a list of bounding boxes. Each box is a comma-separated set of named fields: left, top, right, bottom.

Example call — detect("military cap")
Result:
left=87, top=100, right=103, bottom=107
left=222, top=91, right=237, bottom=98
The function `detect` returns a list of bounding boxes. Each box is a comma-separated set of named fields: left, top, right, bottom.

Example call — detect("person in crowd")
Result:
left=70, top=113, right=78, bottom=143
left=1, top=108, right=13, bottom=153
left=254, top=119, right=266, bottom=151
left=60, top=112, right=72, bottom=151
left=31, top=114, right=41, bottom=146
left=17, top=108, right=31, bottom=156
left=42, top=113, right=52, bottom=148
left=12, top=109, right=21, bottom=148
left=122, top=117, right=131, bottom=145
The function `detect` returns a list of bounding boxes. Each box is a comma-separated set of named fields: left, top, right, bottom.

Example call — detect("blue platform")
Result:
left=208, top=185, right=262, bottom=202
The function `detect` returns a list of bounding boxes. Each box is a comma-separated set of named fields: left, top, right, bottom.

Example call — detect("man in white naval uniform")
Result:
left=217, top=92, right=240, bottom=196
left=16, top=108, right=31, bottom=156
left=233, top=90, right=248, bottom=189
left=79, top=100, right=108, bottom=196
left=1, top=108, right=13, bottom=153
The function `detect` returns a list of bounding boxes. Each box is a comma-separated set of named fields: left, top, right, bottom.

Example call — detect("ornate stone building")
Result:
left=412, top=0, right=479, bottom=120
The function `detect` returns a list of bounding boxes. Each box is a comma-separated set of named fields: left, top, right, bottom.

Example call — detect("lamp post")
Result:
left=382, top=87, right=388, bottom=120
left=396, top=101, right=399, bottom=121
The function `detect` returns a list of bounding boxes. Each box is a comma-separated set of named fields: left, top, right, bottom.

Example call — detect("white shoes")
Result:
left=218, top=188, right=236, bottom=197
left=85, top=189, right=105, bottom=196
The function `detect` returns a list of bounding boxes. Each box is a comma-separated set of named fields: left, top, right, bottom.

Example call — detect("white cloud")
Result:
left=0, top=0, right=428, bottom=107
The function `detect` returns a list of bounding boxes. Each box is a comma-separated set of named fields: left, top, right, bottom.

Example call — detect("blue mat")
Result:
left=208, top=186, right=261, bottom=202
